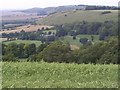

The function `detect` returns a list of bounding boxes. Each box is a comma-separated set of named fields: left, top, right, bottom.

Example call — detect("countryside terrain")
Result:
left=37, top=10, right=118, bottom=25
left=1, top=4, right=119, bottom=88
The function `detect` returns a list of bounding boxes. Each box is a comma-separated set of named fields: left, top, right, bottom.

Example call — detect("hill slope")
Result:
left=37, top=10, right=118, bottom=25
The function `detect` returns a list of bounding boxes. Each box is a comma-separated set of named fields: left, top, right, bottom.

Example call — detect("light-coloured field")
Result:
left=0, top=38, right=7, bottom=41
left=1, top=11, right=46, bottom=21
left=0, top=25, right=53, bottom=34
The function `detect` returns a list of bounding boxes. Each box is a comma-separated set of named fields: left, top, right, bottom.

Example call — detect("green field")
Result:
left=37, top=10, right=118, bottom=25
left=2, top=62, right=118, bottom=88
left=3, top=40, right=42, bottom=47
left=60, top=35, right=100, bottom=46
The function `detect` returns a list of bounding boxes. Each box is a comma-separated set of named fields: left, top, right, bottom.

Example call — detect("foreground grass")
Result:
left=2, top=62, right=118, bottom=88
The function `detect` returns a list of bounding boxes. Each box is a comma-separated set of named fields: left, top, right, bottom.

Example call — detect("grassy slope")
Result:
left=3, top=62, right=118, bottom=88
left=37, top=10, right=118, bottom=25
left=60, top=35, right=100, bottom=46
left=3, top=40, right=42, bottom=47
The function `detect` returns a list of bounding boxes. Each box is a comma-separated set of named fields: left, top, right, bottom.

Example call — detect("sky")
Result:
left=0, top=0, right=119, bottom=10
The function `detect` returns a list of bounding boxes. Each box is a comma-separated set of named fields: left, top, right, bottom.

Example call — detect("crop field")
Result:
left=37, top=10, right=118, bottom=25
left=60, top=35, right=100, bottom=47
left=0, top=25, right=53, bottom=34
left=3, top=40, right=42, bottom=47
left=2, top=62, right=118, bottom=88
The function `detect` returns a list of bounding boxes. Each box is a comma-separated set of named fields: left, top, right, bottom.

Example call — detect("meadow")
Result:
left=2, top=62, right=118, bottom=88
left=3, top=40, right=42, bottom=47
left=60, top=35, right=100, bottom=46
left=37, top=10, right=118, bottom=25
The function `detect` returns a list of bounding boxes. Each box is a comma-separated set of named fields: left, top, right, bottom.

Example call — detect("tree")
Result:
left=3, top=54, right=18, bottom=62
left=91, top=36, right=94, bottom=41
left=79, top=38, right=88, bottom=45
left=73, top=36, right=76, bottom=40
left=36, top=41, right=72, bottom=63
left=36, top=43, right=48, bottom=53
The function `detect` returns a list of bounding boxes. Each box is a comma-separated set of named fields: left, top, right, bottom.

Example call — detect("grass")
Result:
left=3, top=40, right=42, bottom=47
left=37, top=10, right=118, bottom=25
left=2, top=62, right=118, bottom=88
left=60, top=35, right=100, bottom=46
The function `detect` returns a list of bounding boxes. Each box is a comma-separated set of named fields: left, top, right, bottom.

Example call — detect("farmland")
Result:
left=0, top=24, right=53, bottom=34
left=1, top=11, right=45, bottom=21
left=60, top=35, right=100, bottom=46
left=3, top=40, right=42, bottom=47
left=1, top=5, right=118, bottom=89
left=2, top=62, right=118, bottom=88
left=37, top=10, right=118, bottom=25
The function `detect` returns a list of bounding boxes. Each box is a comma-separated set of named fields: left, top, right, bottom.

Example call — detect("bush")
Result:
left=101, top=11, right=111, bottom=14
left=3, top=54, right=18, bottom=62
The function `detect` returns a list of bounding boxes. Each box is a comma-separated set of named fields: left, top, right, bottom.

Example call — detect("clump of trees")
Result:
left=2, top=43, right=48, bottom=61
left=55, top=21, right=118, bottom=40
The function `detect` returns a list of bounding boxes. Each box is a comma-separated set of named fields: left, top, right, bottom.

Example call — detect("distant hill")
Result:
left=21, top=5, right=118, bottom=15
left=37, top=10, right=118, bottom=25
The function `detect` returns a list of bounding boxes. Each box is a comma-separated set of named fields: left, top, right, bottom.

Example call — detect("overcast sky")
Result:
left=0, top=0, right=119, bottom=10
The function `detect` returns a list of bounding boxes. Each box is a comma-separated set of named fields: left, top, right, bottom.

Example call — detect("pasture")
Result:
left=2, top=62, right=118, bottom=88
left=3, top=40, right=42, bottom=47
left=60, top=35, right=100, bottom=47
left=37, top=10, right=118, bottom=25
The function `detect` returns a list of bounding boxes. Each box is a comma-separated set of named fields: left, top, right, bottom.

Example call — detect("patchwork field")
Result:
left=1, top=11, right=46, bottom=21
left=2, top=62, right=118, bottom=88
left=0, top=25, right=53, bottom=34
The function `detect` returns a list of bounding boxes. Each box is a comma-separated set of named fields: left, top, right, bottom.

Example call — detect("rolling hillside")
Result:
left=37, top=10, right=118, bottom=25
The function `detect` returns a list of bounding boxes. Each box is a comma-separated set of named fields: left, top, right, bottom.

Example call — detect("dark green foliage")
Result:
left=79, top=38, right=89, bottom=45
left=36, top=41, right=73, bottom=63
left=101, top=11, right=111, bottom=14
left=73, top=36, right=76, bottom=40
left=75, top=37, right=118, bottom=64
left=36, top=43, right=48, bottom=53
left=54, top=21, right=117, bottom=39
left=3, top=54, right=18, bottom=62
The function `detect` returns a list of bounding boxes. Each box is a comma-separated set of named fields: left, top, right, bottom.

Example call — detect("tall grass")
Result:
left=2, top=62, right=118, bottom=88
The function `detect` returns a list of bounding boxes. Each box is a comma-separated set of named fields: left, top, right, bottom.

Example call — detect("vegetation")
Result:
left=3, top=40, right=42, bottom=47
left=60, top=35, right=99, bottom=46
left=2, top=36, right=118, bottom=64
left=3, top=62, right=118, bottom=88
left=37, top=10, right=118, bottom=25
left=1, top=6, right=119, bottom=89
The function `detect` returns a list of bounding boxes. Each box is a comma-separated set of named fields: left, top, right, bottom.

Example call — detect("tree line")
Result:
left=2, top=37, right=118, bottom=64
left=2, top=21, right=118, bottom=42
